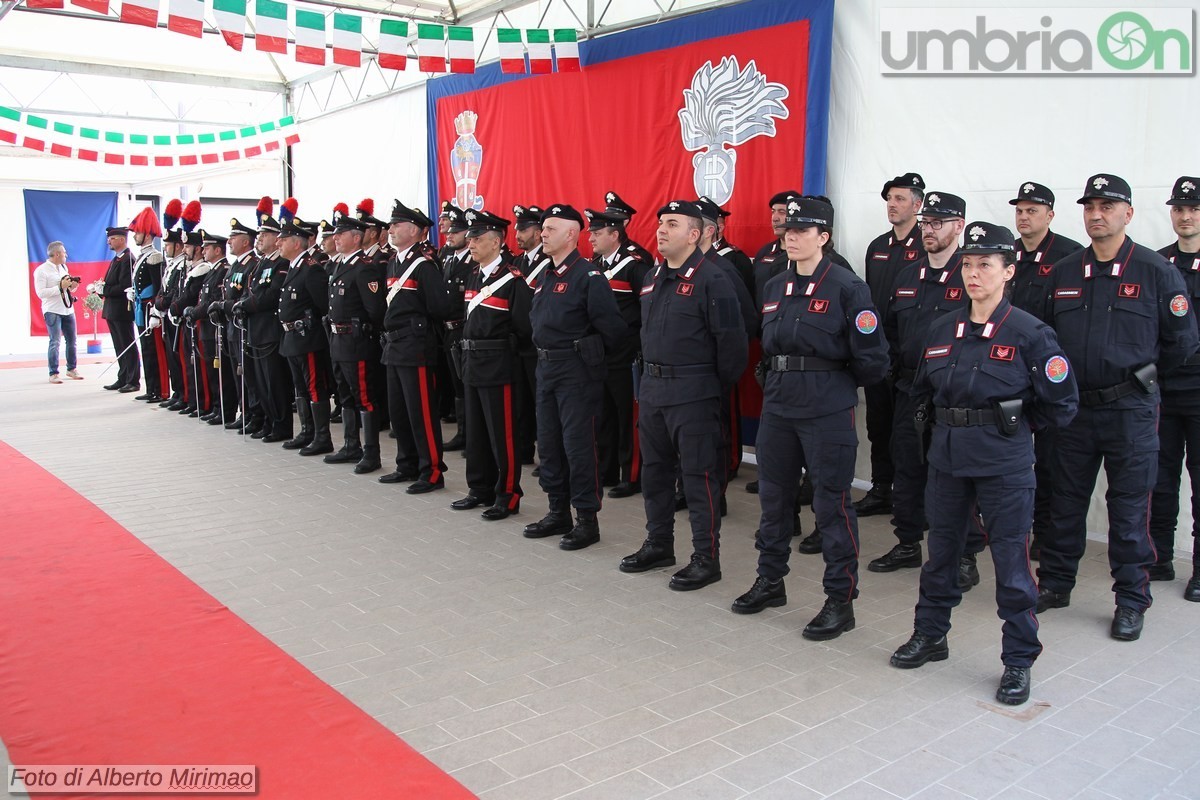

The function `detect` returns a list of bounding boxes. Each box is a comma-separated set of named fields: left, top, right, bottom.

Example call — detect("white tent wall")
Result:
left=289, top=83, right=428, bottom=224
left=829, top=0, right=1199, bottom=551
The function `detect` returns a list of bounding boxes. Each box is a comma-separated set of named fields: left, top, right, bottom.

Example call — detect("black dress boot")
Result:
left=323, top=408, right=363, bottom=464
left=300, top=401, right=335, bottom=456
left=354, top=410, right=382, bottom=474
left=282, top=397, right=313, bottom=450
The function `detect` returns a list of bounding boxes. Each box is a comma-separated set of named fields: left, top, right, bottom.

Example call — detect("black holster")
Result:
left=994, top=398, right=1023, bottom=436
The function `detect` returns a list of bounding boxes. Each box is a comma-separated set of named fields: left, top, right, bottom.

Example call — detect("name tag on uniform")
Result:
left=871, top=252, right=888, bottom=261
left=762, top=301, right=779, bottom=313
left=896, top=288, right=917, bottom=298
left=925, top=345, right=952, bottom=359
left=990, top=344, right=1015, bottom=361
left=640, top=284, right=654, bottom=295
left=1054, top=288, right=1081, bottom=299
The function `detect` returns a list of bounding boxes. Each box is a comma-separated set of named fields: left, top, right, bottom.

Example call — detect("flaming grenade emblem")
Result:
left=450, top=110, right=485, bottom=211
left=678, top=57, right=789, bottom=205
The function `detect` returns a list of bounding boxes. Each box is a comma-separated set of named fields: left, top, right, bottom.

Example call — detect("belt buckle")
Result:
left=950, top=408, right=968, bottom=426
left=646, top=363, right=662, bottom=378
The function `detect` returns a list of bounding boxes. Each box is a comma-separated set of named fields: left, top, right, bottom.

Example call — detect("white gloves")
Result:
left=124, top=287, right=136, bottom=302
left=148, top=316, right=161, bottom=330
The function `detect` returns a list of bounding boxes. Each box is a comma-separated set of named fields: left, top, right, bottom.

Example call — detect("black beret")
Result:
left=881, top=172, right=925, bottom=200
left=541, top=204, right=585, bottom=227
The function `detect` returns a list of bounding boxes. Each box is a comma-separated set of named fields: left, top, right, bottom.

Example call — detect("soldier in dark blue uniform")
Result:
left=378, top=201, right=455, bottom=491
left=234, top=210, right=293, bottom=443
left=890, top=221, right=1078, bottom=706
left=452, top=210, right=534, bottom=519
left=602, top=191, right=654, bottom=267
left=440, top=204, right=474, bottom=452
left=187, top=231, right=232, bottom=419
left=734, top=198, right=888, bottom=640
left=714, top=204, right=754, bottom=295
left=858, top=173, right=925, bottom=519
left=586, top=206, right=650, bottom=499
left=1008, top=181, right=1084, bottom=559
left=213, top=218, right=263, bottom=434
left=323, top=216, right=388, bottom=474
left=100, top=226, right=139, bottom=392
left=512, top=204, right=546, bottom=466
left=523, top=205, right=628, bottom=550
left=619, top=200, right=747, bottom=590
left=276, top=218, right=335, bottom=456
left=1038, top=174, right=1199, bottom=641
left=1150, top=176, right=1200, bottom=601
left=873, top=192, right=980, bottom=583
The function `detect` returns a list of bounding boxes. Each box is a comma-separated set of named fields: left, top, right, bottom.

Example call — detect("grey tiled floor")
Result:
left=3, top=362, right=1200, bottom=800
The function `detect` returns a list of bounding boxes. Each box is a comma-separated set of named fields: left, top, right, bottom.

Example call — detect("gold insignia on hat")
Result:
left=230, top=217, right=237, bottom=226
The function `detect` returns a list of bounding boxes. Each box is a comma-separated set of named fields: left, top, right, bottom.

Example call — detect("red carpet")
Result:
left=0, top=441, right=474, bottom=799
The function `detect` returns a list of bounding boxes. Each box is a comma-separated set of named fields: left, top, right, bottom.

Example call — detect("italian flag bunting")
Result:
left=167, top=0, right=203, bottom=37
left=294, top=9, right=326, bottom=65
left=70, top=0, right=109, bottom=13
left=254, top=0, right=288, bottom=54
left=553, top=28, right=580, bottom=72
left=446, top=26, right=474, bottom=73
left=119, top=0, right=159, bottom=28
left=417, top=23, right=445, bottom=72
left=377, top=19, right=408, bottom=70
left=213, top=0, right=246, bottom=50
left=26, top=0, right=65, bottom=9
left=526, top=28, right=551, bottom=74
left=497, top=28, right=524, bottom=74
left=332, top=13, right=361, bottom=67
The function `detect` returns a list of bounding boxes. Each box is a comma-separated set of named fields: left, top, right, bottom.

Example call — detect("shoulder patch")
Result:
left=588, top=270, right=601, bottom=277
left=1045, top=355, right=1070, bottom=383
left=367, top=281, right=379, bottom=293
left=855, top=309, right=878, bottom=334
left=1170, top=294, right=1190, bottom=316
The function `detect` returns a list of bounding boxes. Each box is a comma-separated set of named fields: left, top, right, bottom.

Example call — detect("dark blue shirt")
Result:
left=1010, top=229, right=1084, bottom=324
left=883, top=250, right=969, bottom=393
left=1157, top=242, right=1200, bottom=409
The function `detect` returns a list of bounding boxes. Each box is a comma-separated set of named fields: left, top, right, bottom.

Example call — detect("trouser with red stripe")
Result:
left=287, top=350, right=333, bottom=403
left=137, top=319, right=167, bottom=396
left=599, top=361, right=640, bottom=484
left=639, top=397, right=722, bottom=557
left=333, top=359, right=379, bottom=412
left=537, top=378, right=604, bottom=514
left=387, top=364, right=445, bottom=484
left=756, top=409, right=860, bottom=600
left=920, top=467, right=1040, bottom=667
left=465, top=381, right=521, bottom=508
left=162, top=320, right=183, bottom=399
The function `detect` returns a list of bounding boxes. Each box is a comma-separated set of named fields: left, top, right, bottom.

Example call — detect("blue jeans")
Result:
left=44, top=311, right=77, bottom=375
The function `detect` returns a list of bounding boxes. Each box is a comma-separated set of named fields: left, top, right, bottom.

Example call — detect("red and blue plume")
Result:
left=128, top=206, right=162, bottom=238
left=163, top=198, right=183, bottom=230
left=181, top=200, right=202, bottom=232
left=256, top=195, right=273, bottom=227
left=356, top=198, right=374, bottom=216
left=280, top=197, right=298, bottom=224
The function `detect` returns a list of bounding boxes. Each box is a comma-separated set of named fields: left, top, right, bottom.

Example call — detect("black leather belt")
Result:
left=642, top=362, right=716, bottom=378
left=537, top=347, right=575, bottom=361
left=330, top=322, right=353, bottom=335
left=768, top=355, right=847, bottom=372
left=935, top=407, right=998, bottom=426
left=461, top=339, right=508, bottom=352
left=281, top=319, right=308, bottom=332
left=1079, top=378, right=1141, bottom=407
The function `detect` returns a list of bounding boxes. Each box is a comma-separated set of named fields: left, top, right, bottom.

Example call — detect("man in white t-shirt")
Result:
left=32, top=241, right=83, bottom=384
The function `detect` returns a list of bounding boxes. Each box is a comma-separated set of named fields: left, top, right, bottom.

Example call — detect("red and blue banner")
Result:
left=24, top=189, right=118, bottom=336
left=425, top=0, right=832, bottom=256
left=426, top=0, right=833, bottom=444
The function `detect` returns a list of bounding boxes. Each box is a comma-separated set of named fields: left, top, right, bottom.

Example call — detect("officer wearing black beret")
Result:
left=751, top=189, right=802, bottom=307
left=523, top=204, right=629, bottom=550
left=276, top=217, right=335, bottom=455
left=1007, top=181, right=1084, bottom=559
left=379, top=200, right=456, bottom=490
left=323, top=215, right=388, bottom=473
left=874, top=192, right=983, bottom=587
left=586, top=206, right=651, bottom=498
left=619, top=200, right=747, bottom=591
left=452, top=209, right=534, bottom=518
left=1149, top=176, right=1200, bottom=601
left=891, top=220, right=1077, bottom=707
left=736, top=197, right=887, bottom=639
left=1038, top=174, right=1199, bottom=641
left=858, top=172, right=926, bottom=520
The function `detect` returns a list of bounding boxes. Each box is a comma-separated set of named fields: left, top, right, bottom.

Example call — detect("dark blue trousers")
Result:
left=1149, top=406, right=1200, bottom=564
left=1038, top=403, right=1158, bottom=610
left=918, top=467, right=1041, bottom=667
left=537, top=378, right=604, bottom=513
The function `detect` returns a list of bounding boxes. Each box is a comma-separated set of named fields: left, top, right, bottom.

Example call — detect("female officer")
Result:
left=889, top=221, right=1078, bottom=705
left=732, top=197, right=889, bottom=640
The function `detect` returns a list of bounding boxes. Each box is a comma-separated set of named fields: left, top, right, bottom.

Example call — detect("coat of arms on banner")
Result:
left=451, top=110, right=485, bottom=211
left=678, top=57, right=789, bottom=205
